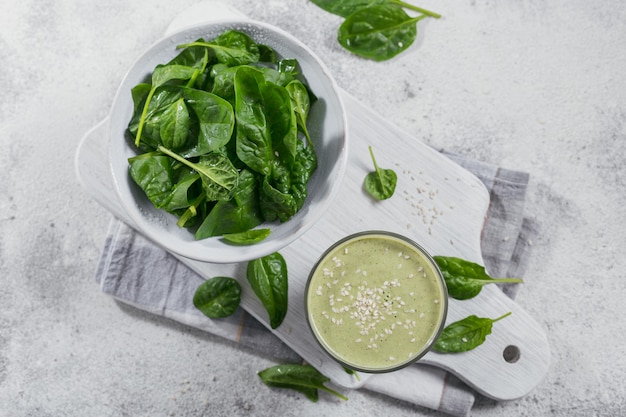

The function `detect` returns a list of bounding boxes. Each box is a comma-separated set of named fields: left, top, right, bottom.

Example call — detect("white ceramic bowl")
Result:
left=109, top=20, right=348, bottom=263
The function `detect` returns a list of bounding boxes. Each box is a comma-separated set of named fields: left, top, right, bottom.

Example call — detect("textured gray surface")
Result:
left=1, top=0, right=625, bottom=416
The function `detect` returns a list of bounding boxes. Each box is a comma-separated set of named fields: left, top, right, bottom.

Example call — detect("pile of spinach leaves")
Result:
left=127, top=30, right=318, bottom=241
left=310, top=0, right=441, bottom=61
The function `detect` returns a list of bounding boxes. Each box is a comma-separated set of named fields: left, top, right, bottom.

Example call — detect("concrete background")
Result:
left=1, top=0, right=625, bottom=416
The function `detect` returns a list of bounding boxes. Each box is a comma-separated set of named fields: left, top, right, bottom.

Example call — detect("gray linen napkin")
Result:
left=94, top=152, right=536, bottom=417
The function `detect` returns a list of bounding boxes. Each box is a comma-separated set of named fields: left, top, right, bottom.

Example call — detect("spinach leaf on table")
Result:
left=364, top=145, right=397, bottom=200
left=338, top=4, right=427, bottom=62
left=246, top=252, right=288, bottom=329
left=258, top=364, right=348, bottom=402
left=434, top=256, right=524, bottom=300
left=433, top=312, right=512, bottom=353
left=311, top=0, right=441, bottom=61
left=311, top=0, right=389, bottom=17
left=193, top=276, right=242, bottom=318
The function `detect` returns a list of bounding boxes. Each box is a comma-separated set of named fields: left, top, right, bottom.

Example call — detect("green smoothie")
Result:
left=305, top=232, right=447, bottom=373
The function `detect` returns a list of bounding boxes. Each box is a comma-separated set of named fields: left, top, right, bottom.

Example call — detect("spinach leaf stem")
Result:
left=135, top=87, right=157, bottom=147
left=368, top=145, right=382, bottom=181
left=392, top=0, right=441, bottom=18
left=492, top=312, right=513, bottom=323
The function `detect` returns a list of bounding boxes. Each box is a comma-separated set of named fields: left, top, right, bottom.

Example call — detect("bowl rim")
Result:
left=108, top=19, right=349, bottom=263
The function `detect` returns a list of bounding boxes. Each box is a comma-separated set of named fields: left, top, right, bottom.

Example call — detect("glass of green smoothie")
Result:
left=305, top=231, right=448, bottom=373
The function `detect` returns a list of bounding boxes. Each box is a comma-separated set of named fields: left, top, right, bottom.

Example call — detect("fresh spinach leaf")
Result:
left=234, top=66, right=275, bottom=175
left=343, top=366, right=361, bottom=381
left=160, top=97, right=190, bottom=150
left=311, top=0, right=388, bottom=17
left=193, top=276, right=242, bottom=318
left=181, top=88, right=235, bottom=157
left=234, top=66, right=298, bottom=175
left=289, top=140, right=318, bottom=210
left=246, top=252, right=288, bottom=329
left=161, top=169, right=200, bottom=212
left=311, top=0, right=441, bottom=61
left=433, top=312, right=512, bottom=353
left=195, top=169, right=263, bottom=239
left=364, top=145, right=396, bottom=200
left=258, top=364, right=348, bottom=402
left=128, top=152, right=176, bottom=208
left=338, top=4, right=426, bottom=61
left=157, top=145, right=238, bottom=202
left=260, top=174, right=298, bottom=222
left=434, top=256, right=524, bottom=300
left=134, top=64, right=204, bottom=147
left=177, top=30, right=260, bottom=66
left=222, top=228, right=271, bottom=245
left=286, top=80, right=313, bottom=144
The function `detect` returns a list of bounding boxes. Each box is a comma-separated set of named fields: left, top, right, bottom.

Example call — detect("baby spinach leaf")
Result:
left=160, top=170, right=200, bottom=212
left=222, top=228, right=271, bottom=245
left=234, top=66, right=275, bottom=175
left=181, top=88, right=235, bottom=157
left=311, top=0, right=388, bottom=17
left=343, top=366, right=361, bottom=381
left=128, top=152, right=175, bottom=208
left=134, top=64, right=201, bottom=146
left=234, top=66, right=298, bottom=174
left=277, top=59, right=299, bottom=76
left=338, top=4, right=427, bottom=61
left=258, top=364, right=348, bottom=402
left=433, top=312, right=512, bottom=353
left=193, top=276, right=241, bottom=318
left=157, top=145, right=238, bottom=202
left=151, top=64, right=199, bottom=88
left=160, top=97, right=190, bottom=150
left=195, top=169, right=262, bottom=238
left=364, top=145, right=396, bottom=200
left=286, top=80, right=313, bottom=144
left=434, top=256, right=524, bottom=300
left=289, top=140, right=318, bottom=210
left=246, top=252, right=288, bottom=329
left=177, top=30, right=260, bottom=66
left=260, top=175, right=298, bottom=222
left=210, top=63, right=239, bottom=102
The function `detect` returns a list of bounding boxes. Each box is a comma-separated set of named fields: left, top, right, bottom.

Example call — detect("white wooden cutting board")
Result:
left=76, top=89, right=549, bottom=401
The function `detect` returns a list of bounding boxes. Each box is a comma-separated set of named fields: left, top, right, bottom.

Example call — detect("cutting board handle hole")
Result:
left=503, top=345, right=521, bottom=363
